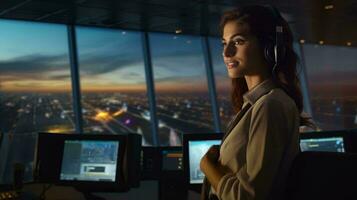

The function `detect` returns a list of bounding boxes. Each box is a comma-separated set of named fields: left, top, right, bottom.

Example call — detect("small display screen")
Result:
left=300, top=137, right=345, bottom=152
left=162, top=150, right=183, bottom=171
left=60, top=140, right=119, bottom=182
left=188, top=140, right=221, bottom=184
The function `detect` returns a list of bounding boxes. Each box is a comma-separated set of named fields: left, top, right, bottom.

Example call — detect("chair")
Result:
left=285, top=151, right=357, bottom=200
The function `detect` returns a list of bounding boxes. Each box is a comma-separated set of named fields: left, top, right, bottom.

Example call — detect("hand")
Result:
left=200, top=145, right=232, bottom=190
left=200, top=145, right=220, bottom=172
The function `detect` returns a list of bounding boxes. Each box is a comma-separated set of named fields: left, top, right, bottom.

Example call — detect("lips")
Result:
left=226, top=61, right=239, bottom=69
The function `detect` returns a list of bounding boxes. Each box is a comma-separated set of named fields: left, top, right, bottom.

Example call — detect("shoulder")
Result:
left=252, top=88, right=298, bottom=116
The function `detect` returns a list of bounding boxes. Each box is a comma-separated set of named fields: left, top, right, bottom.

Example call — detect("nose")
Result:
left=222, top=43, right=236, bottom=58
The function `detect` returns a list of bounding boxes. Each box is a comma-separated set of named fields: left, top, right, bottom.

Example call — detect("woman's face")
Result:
left=222, top=20, right=268, bottom=78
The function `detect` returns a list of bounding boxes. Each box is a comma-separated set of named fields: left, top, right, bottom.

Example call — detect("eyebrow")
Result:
left=221, top=33, right=247, bottom=41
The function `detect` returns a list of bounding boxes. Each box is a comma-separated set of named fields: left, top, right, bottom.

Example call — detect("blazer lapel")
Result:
left=221, top=103, right=252, bottom=144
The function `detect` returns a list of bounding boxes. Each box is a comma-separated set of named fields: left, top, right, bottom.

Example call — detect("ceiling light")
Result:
left=324, top=5, right=334, bottom=10
left=319, top=40, right=324, bottom=45
left=299, top=39, right=305, bottom=44
left=175, top=28, right=182, bottom=34
left=347, top=42, right=352, bottom=46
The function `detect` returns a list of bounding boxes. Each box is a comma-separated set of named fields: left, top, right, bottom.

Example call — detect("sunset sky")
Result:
left=303, top=44, right=357, bottom=97
left=0, top=19, right=356, bottom=96
left=0, top=19, right=216, bottom=93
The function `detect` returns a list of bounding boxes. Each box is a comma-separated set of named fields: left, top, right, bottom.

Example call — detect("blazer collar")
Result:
left=243, top=79, right=277, bottom=105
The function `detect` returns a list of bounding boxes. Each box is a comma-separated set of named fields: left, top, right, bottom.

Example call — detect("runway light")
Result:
left=324, top=5, right=334, bottom=10
left=319, top=40, right=324, bottom=45
left=113, top=109, right=124, bottom=117
left=47, top=128, right=66, bottom=133
left=299, top=39, right=305, bottom=44
left=94, top=111, right=111, bottom=121
left=47, top=126, right=72, bottom=134
left=125, top=119, right=131, bottom=125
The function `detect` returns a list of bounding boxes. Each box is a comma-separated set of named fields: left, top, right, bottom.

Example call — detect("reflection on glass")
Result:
left=0, top=19, right=74, bottom=183
left=303, top=44, right=357, bottom=130
left=150, top=33, right=215, bottom=146
left=209, top=37, right=234, bottom=131
left=76, top=27, right=153, bottom=145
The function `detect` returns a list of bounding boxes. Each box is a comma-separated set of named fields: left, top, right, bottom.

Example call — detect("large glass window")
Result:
left=76, top=27, right=153, bottom=145
left=303, top=44, right=357, bottom=130
left=0, top=19, right=73, bottom=183
left=209, top=37, right=234, bottom=131
left=149, top=33, right=215, bottom=146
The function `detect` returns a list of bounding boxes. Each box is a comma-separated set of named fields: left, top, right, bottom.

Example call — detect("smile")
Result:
left=227, top=61, right=239, bottom=69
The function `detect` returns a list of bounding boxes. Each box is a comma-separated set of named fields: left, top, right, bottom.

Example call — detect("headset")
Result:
left=263, top=5, right=287, bottom=75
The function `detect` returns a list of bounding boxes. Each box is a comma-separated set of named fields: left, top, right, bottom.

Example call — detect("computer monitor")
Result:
left=182, top=133, right=222, bottom=192
left=300, top=130, right=349, bottom=153
left=60, top=140, right=119, bottom=182
left=140, top=146, right=183, bottom=180
left=35, top=133, right=141, bottom=192
left=158, top=147, right=186, bottom=200
left=161, top=147, right=183, bottom=171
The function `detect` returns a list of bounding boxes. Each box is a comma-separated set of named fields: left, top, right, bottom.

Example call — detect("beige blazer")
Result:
left=212, top=79, right=300, bottom=200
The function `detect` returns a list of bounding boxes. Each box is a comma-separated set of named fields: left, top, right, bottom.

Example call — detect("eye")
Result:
left=221, top=41, right=227, bottom=47
left=233, top=39, right=245, bottom=45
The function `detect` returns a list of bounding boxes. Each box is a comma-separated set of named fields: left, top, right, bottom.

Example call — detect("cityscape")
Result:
left=0, top=91, right=232, bottom=146
left=1, top=84, right=356, bottom=184
left=0, top=90, right=226, bottom=183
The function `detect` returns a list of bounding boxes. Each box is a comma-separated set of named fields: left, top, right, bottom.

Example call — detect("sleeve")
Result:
left=216, top=99, right=291, bottom=200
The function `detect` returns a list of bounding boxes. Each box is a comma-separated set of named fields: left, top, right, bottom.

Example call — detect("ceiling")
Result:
left=0, top=0, right=356, bottom=47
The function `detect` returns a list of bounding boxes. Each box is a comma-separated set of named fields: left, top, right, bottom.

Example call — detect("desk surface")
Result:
left=14, top=181, right=200, bottom=200
left=23, top=183, right=86, bottom=200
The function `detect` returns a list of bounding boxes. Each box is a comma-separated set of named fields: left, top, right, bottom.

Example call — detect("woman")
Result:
left=200, top=5, right=312, bottom=200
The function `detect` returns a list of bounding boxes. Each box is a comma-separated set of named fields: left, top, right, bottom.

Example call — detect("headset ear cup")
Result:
left=264, top=43, right=287, bottom=67
left=264, top=43, right=275, bottom=66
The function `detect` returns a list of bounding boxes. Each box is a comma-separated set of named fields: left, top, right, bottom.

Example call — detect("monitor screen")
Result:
left=300, top=137, right=345, bottom=152
left=60, top=140, right=119, bottom=182
left=188, top=140, right=221, bottom=184
left=162, top=149, right=183, bottom=171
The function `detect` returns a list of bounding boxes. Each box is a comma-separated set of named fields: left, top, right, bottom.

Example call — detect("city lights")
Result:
left=94, top=111, right=111, bottom=122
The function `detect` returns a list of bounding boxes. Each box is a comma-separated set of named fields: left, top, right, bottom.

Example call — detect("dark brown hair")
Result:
left=221, top=5, right=313, bottom=127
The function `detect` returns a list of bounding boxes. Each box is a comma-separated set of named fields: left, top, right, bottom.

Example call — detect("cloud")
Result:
left=0, top=53, right=144, bottom=82
left=79, top=53, right=141, bottom=75
left=49, top=74, right=71, bottom=80
left=117, top=72, right=145, bottom=83
left=0, top=54, right=68, bottom=72
left=155, top=75, right=206, bottom=84
left=0, top=48, right=212, bottom=84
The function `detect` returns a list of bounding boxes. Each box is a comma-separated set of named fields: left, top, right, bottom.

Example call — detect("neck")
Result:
left=244, top=74, right=270, bottom=91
